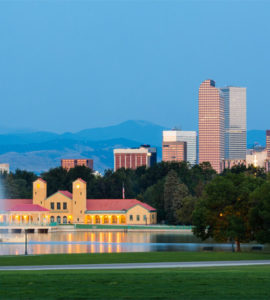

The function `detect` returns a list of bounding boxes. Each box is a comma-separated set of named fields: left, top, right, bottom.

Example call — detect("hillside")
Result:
left=0, top=121, right=265, bottom=173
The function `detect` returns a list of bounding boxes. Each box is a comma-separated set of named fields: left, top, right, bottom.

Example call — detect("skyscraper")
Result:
left=266, top=130, right=270, bottom=158
left=199, top=79, right=225, bottom=173
left=220, top=87, right=246, bottom=160
left=162, top=130, right=197, bottom=165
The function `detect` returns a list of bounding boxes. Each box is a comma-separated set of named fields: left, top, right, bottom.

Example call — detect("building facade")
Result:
left=220, top=87, right=246, bottom=160
left=162, top=141, right=187, bottom=163
left=61, top=159, right=93, bottom=171
left=246, top=149, right=267, bottom=168
left=162, top=130, right=197, bottom=165
left=266, top=130, right=270, bottom=158
left=0, top=178, right=157, bottom=225
left=0, top=164, right=9, bottom=174
left=114, top=145, right=157, bottom=171
left=199, top=79, right=225, bottom=173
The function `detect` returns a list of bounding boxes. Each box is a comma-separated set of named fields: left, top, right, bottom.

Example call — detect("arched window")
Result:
left=50, top=216, right=55, bottom=223
left=86, top=216, right=92, bottom=224
left=120, top=215, right=126, bottom=224
left=103, top=215, right=109, bottom=224
left=112, top=215, right=117, bottom=224
left=57, top=216, right=61, bottom=224
left=95, top=215, right=100, bottom=224
left=63, top=216, right=67, bottom=224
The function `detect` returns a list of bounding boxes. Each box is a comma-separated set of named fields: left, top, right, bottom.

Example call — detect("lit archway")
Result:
left=120, top=215, right=126, bottom=224
left=85, top=215, right=92, bottom=224
left=103, top=215, right=109, bottom=224
left=57, top=216, right=61, bottom=224
left=112, top=215, right=117, bottom=224
left=50, top=216, right=55, bottom=223
left=95, top=215, right=100, bottom=224
left=63, top=216, right=67, bottom=224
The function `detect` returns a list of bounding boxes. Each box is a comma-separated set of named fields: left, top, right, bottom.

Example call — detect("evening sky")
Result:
left=0, top=0, right=269, bottom=132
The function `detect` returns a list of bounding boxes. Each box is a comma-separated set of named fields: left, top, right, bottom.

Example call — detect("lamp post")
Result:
left=25, top=229, right=28, bottom=255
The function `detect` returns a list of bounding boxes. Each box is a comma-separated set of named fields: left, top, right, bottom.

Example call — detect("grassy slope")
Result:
left=1, top=251, right=270, bottom=266
left=1, top=266, right=270, bottom=299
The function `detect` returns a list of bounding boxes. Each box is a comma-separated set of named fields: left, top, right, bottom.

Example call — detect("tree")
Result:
left=176, top=195, right=197, bottom=225
left=141, top=179, right=165, bottom=222
left=249, top=181, right=270, bottom=243
left=164, top=170, right=189, bottom=224
left=192, top=173, right=262, bottom=251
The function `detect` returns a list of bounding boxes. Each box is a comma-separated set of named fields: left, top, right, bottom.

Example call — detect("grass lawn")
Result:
left=0, top=251, right=270, bottom=266
left=0, top=266, right=270, bottom=299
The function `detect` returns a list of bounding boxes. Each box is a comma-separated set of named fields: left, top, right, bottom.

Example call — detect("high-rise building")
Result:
left=199, top=79, right=225, bottom=173
left=162, top=130, right=197, bottom=165
left=61, top=159, right=94, bottom=171
left=220, top=87, right=246, bottom=160
left=266, top=130, right=270, bottom=158
left=162, top=140, right=187, bottom=162
left=113, top=145, right=157, bottom=171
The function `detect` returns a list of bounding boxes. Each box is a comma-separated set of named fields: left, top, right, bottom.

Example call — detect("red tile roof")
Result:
left=0, top=199, right=32, bottom=211
left=58, top=190, right=72, bottom=199
left=76, top=178, right=86, bottom=184
left=86, top=199, right=156, bottom=212
left=8, top=204, right=49, bottom=212
left=36, top=178, right=47, bottom=183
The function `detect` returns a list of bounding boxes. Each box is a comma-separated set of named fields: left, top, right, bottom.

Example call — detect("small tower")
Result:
left=33, top=178, right=47, bottom=206
left=72, top=178, right=87, bottom=223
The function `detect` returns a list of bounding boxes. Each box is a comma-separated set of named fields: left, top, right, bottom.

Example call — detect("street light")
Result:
left=25, top=229, right=28, bottom=255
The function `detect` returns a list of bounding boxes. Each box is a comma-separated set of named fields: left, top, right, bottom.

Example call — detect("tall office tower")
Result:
left=199, top=79, right=225, bottom=173
left=220, top=87, right=246, bottom=160
left=266, top=130, right=270, bottom=158
left=162, top=130, right=197, bottom=165
left=114, top=145, right=157, bottom=171
left=61, top=159, right=94, bottom=171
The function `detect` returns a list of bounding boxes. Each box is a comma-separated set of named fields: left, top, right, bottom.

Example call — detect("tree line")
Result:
left=1, top=162, right=270, bottom=250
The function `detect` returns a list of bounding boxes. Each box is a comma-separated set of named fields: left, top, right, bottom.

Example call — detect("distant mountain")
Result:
left=0, top=121, right=166, bottom=173
left=0, top=120, right=265, bottom=173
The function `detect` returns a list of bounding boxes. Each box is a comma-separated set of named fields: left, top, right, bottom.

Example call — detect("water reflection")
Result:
left=0, top=231, right=267, bottom=255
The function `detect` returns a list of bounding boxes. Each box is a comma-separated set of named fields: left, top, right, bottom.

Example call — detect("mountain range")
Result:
left=0, top=120, right=266, bottom=173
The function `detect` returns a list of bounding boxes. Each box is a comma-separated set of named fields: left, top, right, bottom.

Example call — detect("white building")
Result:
left=246, top=149, right=266, bottom=168
left=219, top=87, right=246, bottom=160
left=0, top=164, right=9, bottom=174
left=162, top=130, right=197, bottom=165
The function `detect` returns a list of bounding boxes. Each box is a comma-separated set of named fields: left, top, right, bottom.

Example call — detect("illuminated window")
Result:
left=57, top=203, right=61, bottom=210
left=50, top=203, right=54, bottom=210
left=57, top=216, right=61, bottom=224
left=63, top=202, right=67, bottom=210
left=112, top=216, right=117, bottom=224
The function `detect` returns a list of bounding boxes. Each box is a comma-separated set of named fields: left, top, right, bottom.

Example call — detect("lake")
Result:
left=0, top=231, right=266, bottom=255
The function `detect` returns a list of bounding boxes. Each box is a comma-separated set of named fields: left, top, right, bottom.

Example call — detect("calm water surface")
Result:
left=0, top=231, right=267, bottom=255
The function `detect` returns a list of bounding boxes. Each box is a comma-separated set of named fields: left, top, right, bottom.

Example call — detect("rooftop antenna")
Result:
left=172, top=125, right=182, bottom=131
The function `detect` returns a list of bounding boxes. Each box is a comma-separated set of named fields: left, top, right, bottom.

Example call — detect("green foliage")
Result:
left=192, top=172, right=263, bottom=251
left=176, top=195, right=197, bottom=225
left=250, top=181, right=270, bottom=243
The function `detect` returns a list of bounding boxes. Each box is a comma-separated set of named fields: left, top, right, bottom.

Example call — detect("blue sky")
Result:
left=0, top=0, right=269, bottom=132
